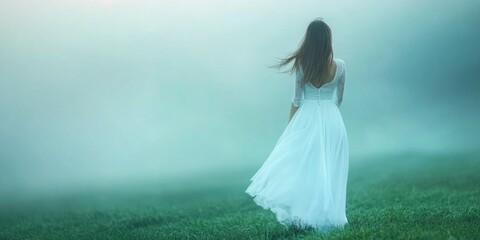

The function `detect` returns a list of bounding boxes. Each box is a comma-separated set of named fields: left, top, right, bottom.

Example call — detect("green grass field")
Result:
left=1, top=151, right=479, bottom=239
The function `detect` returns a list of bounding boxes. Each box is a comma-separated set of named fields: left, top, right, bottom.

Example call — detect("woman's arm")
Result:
left=290, top=67, right=303, bottom=124
left=288, top=103, right=299, bottom=123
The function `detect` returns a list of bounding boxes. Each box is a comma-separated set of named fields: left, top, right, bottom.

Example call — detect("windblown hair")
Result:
left=270, top=18, right=334, bottom=87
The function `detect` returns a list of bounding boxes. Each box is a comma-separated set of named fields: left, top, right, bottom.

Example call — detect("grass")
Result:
left=1, top=151, right=479, bottom=239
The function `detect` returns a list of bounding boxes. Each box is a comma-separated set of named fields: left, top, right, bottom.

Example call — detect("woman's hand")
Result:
left=288, top=103, right=299, bottom=124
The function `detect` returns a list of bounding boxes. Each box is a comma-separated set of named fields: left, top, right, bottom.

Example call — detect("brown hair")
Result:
left=270, top=17, right=334, bottom=87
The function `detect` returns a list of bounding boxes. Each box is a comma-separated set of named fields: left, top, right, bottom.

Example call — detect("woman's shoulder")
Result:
left=334, top=58, right=345, bottom=66
left=334, top=58, right=346, bottom=74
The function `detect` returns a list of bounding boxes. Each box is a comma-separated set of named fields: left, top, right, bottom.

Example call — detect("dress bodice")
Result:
left=292, top=58, right=346, bottom=107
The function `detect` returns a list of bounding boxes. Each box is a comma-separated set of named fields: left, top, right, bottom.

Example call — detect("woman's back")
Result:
left=293, top=58, right=346, bottom=107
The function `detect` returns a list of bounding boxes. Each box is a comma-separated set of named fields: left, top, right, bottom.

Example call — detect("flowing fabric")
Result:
left=245, top=58, right=349, bottom=232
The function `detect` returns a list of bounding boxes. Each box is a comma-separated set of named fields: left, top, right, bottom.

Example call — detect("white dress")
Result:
left=245, top=58, right=349, bottom=232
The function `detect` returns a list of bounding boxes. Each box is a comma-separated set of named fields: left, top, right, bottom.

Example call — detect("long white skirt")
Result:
left=245, top=99, right=349, bottom=232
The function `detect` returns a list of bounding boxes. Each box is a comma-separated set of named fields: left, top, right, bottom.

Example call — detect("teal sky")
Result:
left=0, top=0, right=479, bottom=195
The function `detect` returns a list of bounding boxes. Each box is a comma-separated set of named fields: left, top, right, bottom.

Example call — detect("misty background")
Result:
left=0, top=0, right=479, bottom=197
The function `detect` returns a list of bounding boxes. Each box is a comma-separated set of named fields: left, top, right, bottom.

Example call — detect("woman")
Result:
left=245, top=18, right=349, bottom=232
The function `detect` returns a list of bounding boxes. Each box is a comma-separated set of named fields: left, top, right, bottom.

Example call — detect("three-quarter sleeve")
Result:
left=292, top=67, right=305, bottom=107
left=336, top=62, right=346, bottom=107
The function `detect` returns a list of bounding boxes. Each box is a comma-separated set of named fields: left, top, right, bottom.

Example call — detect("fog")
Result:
left=0, top=0, right=479, bottom=197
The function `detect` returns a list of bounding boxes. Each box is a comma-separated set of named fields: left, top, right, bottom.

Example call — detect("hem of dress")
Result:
left=245, top=186, right=348, bottom=232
